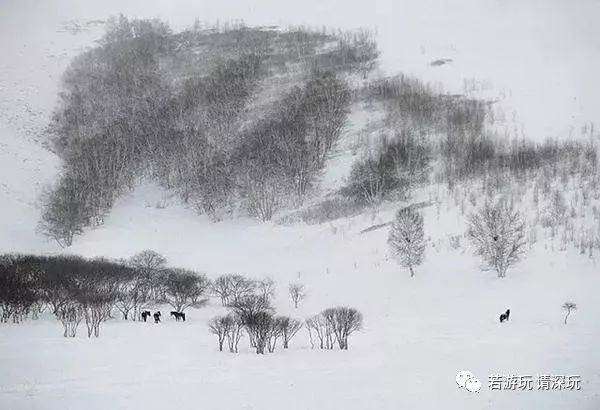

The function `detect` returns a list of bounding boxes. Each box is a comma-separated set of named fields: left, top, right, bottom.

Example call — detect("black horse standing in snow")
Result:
left=499, top=309, right=510, bottom=323
left=170, top=311, right=186, bottom=322
left=141, top=311, right=151, bottom=322
left=153, top=311, right=161, bottom=323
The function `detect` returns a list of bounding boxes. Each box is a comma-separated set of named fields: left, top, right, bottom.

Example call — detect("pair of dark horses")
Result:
left=140, top=310, right=185, bottom=323
left=140, top=310, right=158, bottom=323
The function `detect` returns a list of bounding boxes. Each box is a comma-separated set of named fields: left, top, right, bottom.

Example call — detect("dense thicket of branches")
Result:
left=340, top=73, right=598, bottom=215
left=343, top=132, right=431, bottom=204
left=41, top=17, right=376, bottom=245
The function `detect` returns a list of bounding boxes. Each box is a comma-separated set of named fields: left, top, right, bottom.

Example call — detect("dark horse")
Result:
left=170, top=311, right=186, bottom=322
left=141, top=311, right=151, bottom=322
left=499, top=309, right=510, bottom=323
left=153, top=311, right=161, bottom=323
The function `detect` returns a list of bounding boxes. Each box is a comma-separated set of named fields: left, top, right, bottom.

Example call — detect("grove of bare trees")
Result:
left=0, top=251, right=210, bottom=337
left=40, top=17, right=375, bottom=246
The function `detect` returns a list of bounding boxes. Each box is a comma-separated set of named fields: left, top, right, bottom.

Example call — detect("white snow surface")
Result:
left=1, top=182, right=599, bottom=409
left=1, top=1, right=600, bottom=409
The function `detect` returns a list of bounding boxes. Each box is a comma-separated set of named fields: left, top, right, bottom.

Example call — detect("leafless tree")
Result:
left=211, top=275, right=234, bottom=306
left=226, top=275, right=258, bottom=305
left=211, top=274, right=263, bottom=307
left=256, top=277, right=276, bottom=303
left=161, top=268, right=210, bottom=313
left=229, top=294, right=274, bottom=353
left=467, top=201, right=527, bottom=278
left=305, top=313, right=334, bottom=349
left=243, top=311, right=276, bottom=354
left=388, top=207, right=426, bottom=277
left=208, top=315, right=230, bottom=351
left=114, top=284, right=136, bottom=320
left=127, top=250, right=167, bottom=318
left=322, top=307, right=363, bottom=350
left=266, top=317, right=283, bottom=353
left=225, top=314, right=244, bottom=353
left=562, top=301, right=577, bottom=324
left=83, top=294, right=114, bottom=338
left=38, top=176, right=86, bottom=247
left=288, top=282, right=306, bottom=308
left=129, top=250, right=167, bottom=273
left=277, top=316, right=303, bottom=348
left=57, top=303, right=84, bottom=337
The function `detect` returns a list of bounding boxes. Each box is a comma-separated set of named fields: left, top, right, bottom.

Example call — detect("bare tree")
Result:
left=322, top=306, right=363, bottom=350
left=256, top=277, right=276, bottom=303
left=388, top=207, right=426, bottom=277
left=266, top=317, right=283, bottom=353
left=305, top=313, right=334, bottom=349
left=211, top=275, right=233, bottom=306
left=83, top=294, right=114, bottom=337
left=225, top=314, right=244, bottom=353
left=288, top=282, right=306, bottom=308
left=129, top=250, right=167, bottom=273
left=229, top=294, right=274, bottom=353
left=243, top=311, right=275, bottom=354
left=467, top=201, right=527, bottom=278
left=128, top=250, right=167, bottom=318
left=208, top=315, right=230, bottom=351
left=38, top=176, right=86, bottom=247
left=277, top=316, right=303, bottom=348
left=227, top=275, right=258, bottom=305
left=562, top=301, right=577, bottom=324
left=57, top=303, right=84, bottom=337
left=211, top=274, right=268, bottom=307
left=161, top=268, right=210, bottom=313
left=114, top=285, right=136, bottom=320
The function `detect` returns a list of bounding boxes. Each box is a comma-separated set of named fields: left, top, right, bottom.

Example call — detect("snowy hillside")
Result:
left=2, top=181, right=600, bottom=409
left=1, top=1, right=600, bottom=410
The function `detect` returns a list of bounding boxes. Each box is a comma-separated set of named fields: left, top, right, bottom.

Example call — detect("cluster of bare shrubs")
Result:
left=305, top=307, right=363, bottom=350
left=41, top=17, right=377, bottom=246
left=208, top=279, right=304, bottom=354
left=208, top=275, right=361, bottom=354
left=0, top=250, right=209, bottom=337
left=210, top=274, right=275, bottom=307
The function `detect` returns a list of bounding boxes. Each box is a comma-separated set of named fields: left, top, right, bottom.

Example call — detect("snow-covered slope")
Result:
left=2, top=0, right=600, bottom=252
left=2, top=181, right=600, bottom=409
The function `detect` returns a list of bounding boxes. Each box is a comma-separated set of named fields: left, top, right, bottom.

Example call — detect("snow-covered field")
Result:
left=1, top=183, right=599, bottom=409
left=1, top=1, right=600, bottom=409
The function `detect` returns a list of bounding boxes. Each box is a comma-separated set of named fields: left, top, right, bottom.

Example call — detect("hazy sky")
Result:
left=1, top=0, right=599, bottom=140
